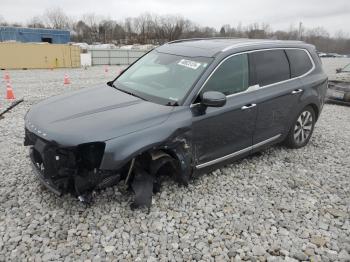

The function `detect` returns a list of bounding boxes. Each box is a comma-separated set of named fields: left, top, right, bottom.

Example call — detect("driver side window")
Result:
left=201, top=53, right=249, bottom=96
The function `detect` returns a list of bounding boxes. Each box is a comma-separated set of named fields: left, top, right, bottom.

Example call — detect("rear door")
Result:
left=250, top=49, right=307, bottom=145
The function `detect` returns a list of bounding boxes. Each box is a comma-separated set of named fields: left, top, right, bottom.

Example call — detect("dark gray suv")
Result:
left=24, top=38, right=328, bottom=206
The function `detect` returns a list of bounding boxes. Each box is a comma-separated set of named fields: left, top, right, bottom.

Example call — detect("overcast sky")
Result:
left=1, top=0, right=350, bottom=36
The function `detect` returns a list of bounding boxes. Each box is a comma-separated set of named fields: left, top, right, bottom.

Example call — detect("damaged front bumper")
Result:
left=29, top=147, right=63, bottom=196
left=25, top=128, right=121, bottom=199
left=24, top=125, right=190, bottom=209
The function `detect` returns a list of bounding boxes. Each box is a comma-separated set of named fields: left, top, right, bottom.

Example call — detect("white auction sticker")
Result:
left=178, top=59, right=202, bottom=70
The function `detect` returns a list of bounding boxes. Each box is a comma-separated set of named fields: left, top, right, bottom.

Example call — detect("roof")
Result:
left=0, top=26, right=70, bottom=44
left=156, top=38, right=312, bottom=57
left=0, top=26, right=69, bottom=33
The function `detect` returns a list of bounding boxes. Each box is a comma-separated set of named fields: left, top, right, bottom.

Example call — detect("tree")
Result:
left=2, top=10, right=350, bottom=54
left=81, top=13, right=102, bottom=43
left=44, top=7, right=70, bottom=29
left=27, top=16, right=45, bottom=28
left=159, top=15, right=187, bottom=41
left=220, top=26, right=226, bottom=36
left=0, top=15, right=8, bottom=26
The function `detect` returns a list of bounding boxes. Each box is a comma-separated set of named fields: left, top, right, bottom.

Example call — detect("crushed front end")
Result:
left=24, top=127, right=120, bottom=199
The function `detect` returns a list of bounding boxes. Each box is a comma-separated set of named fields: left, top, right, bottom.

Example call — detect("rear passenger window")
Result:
left=201, top=53, right=249, bottom=96
left=251, top=50, right=290, bottom=86
left=286, top=49, right=313, bottom=77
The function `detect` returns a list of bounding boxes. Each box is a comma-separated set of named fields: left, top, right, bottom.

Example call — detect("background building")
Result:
left=0, top=27, right=70, bottom=44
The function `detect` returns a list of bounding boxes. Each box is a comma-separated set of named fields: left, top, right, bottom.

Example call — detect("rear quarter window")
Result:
left=250, top=50, right=290, bottom=87
left=285, top=49, right=313, bottom=77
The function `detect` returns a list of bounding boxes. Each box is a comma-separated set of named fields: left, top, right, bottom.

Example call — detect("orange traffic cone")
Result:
left=4, top=72, right=10, bottom=82
left=6, top=82, right=15, bottom=100
left=64, top=74, right=70, bottom=85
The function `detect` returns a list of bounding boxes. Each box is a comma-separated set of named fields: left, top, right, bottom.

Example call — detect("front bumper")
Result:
left=25, top=128, right=120, bottom=197
left=25, top=128, right=76, bottom=195
left=29, top=148, right=63, bottom=196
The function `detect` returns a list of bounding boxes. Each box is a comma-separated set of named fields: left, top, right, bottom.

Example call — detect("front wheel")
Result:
left=284, top=106, right=316, bottom=149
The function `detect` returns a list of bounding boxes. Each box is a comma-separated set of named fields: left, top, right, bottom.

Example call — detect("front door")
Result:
left=191, top=53, right=258, bottom=168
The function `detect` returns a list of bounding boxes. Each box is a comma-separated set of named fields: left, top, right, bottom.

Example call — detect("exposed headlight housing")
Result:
left=77, top=142, right=106, bottom=170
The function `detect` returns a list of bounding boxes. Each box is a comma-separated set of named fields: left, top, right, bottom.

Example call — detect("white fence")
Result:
left=88, top=49, right=147, bottom=66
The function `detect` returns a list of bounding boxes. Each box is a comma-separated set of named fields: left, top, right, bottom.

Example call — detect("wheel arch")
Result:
left=308, top=103, right=320, bottom=121
left=100, top=125, right=193, bottom=185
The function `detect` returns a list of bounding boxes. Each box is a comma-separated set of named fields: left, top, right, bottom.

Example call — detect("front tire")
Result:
left=284, top=106, right=316, bottom=149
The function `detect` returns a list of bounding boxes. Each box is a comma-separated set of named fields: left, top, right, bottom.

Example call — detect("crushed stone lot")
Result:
left=0, top=66, right=350, bottom=261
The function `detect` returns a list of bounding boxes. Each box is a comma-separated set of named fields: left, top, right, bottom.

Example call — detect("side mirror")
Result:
left=336, top=68, right=342, bottom=74
left=201, top=91, right=226, bottom=107
left=107, top=81, right=113, bottom=87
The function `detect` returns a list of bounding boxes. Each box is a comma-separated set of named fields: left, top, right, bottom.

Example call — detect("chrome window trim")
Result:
left=195, top=134, right=281, bottom=169
left=190, top=47, right=315, bottom=108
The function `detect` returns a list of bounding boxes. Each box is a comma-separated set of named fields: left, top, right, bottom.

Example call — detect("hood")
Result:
left=25, top=85, right=174, bottom=146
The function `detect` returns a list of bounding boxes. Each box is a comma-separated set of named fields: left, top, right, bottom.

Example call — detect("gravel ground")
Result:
left=0, top=66, right=350, bottom=261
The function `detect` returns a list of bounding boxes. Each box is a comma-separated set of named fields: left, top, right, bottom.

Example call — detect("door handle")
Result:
left=241, top=103, right=257, bottom=110
left=291, top=89, right=303, bottom=94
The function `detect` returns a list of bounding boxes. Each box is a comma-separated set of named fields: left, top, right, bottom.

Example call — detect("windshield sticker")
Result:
left=178, top=59, right=202, bottom=70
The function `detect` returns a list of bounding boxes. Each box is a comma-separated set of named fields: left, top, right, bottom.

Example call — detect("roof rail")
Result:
left=221, top=40, right=306, bottom=52
left=167, top=37, right=241, bottom=44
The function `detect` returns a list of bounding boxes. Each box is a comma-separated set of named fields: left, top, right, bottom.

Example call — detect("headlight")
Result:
left=77, top=142, right=106, bottom=170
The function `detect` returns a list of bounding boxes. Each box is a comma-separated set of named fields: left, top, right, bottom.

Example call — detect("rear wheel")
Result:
left=284, top=106, right=316, bottom=149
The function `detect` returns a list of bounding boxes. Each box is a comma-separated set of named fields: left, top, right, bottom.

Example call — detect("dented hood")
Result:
left=25, top=85, right=174, bottom=146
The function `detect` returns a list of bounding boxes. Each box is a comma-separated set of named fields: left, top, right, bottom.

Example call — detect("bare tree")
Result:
left=44, top=7, right=70, bottom=29
left=132, top=13, right=157, bottom=43
left=3, top=9, right=350, bottom=54
left=81, top=13, right=103, bottom=43
left=158, top=15, right=188, bottom=41
left=246, top=23, right=271, bottom=39
left=27, top=16, right=45, bottom=28
left=0, top=15, right=8, bottom=26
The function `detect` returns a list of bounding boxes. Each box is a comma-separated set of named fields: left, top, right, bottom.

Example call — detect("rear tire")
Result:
left=284, top=106, right=316, bottom=149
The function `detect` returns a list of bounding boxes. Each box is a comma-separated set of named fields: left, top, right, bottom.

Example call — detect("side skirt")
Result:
left=195, top=134, right=281, bottom=169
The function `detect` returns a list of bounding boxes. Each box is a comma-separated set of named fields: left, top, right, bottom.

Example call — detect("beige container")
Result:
left=0, top=42, right=81, bottom=69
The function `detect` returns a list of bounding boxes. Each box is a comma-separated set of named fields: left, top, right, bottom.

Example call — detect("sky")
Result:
left=1, top=0, right=350, bottom=36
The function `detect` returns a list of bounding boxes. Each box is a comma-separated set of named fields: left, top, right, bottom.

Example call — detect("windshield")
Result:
left=114, top=50, right=212, bottom=105
left=342, top=64, right=350, bottom=72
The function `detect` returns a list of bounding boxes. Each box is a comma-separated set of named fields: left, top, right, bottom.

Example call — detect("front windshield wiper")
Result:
left=110, top=83, right=148, bottom=101
left=166, top=101, right=179, bottom=106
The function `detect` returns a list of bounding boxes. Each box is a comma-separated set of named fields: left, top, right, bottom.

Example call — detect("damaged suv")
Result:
left=24, top=38, right=327, bottom=207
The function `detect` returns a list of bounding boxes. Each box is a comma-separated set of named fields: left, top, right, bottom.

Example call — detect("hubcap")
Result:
left=294, top=111, right=313, bottom=144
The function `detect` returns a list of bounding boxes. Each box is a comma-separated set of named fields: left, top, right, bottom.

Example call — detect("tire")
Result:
left=284, top=106, right=316, bottom=149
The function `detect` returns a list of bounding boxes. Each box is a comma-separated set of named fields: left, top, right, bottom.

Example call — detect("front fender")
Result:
left=99, top=107, right=193, bottom=174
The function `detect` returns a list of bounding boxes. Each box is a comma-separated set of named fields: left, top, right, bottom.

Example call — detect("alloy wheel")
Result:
left=294, top=111, right=313, bottom=144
